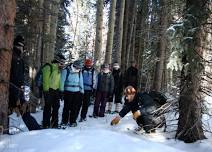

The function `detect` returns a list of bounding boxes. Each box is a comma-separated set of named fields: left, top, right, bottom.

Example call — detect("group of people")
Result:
left=8, top=35, right=167, bottom=134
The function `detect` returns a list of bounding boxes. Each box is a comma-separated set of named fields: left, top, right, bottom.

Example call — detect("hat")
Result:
left=84, top=59, right=93, bottom=67
left=54, top=54, right=66, bottom=64
left=101, top=63, right=109, bottom=69
left=13, top=35, right=25, bottom=47
left=124, top=86, right=136, bottom=95
left=73, top=60, right=83, bottom=69
left=113, top=63, right=120, bottom=69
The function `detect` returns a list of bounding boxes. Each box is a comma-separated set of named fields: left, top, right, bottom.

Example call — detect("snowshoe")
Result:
left=70, top=122, right=77, bottom=127
left=89, top=114, right=98, bottom=118
left=59, top=123, right=68, bottom=129
left=79, top=118, right=87, bottom=122
left=105, top=110, right=112, bottom=114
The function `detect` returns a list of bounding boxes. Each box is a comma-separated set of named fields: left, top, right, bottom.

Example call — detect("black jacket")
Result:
left=9, top=47, right=25, bottom=108
left=119, top=93, right=158, bottom=118
left=112, top=69, right=123, bottom=95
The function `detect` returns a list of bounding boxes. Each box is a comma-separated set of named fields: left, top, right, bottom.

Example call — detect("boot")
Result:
left=106, top=102, right=113, bottom=114
left=114, top=103, right=122, bottom=113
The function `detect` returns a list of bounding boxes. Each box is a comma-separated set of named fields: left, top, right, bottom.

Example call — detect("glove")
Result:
left=111, top=115, right=121, bottom=126
left=133, top=110, right=141, bottom=120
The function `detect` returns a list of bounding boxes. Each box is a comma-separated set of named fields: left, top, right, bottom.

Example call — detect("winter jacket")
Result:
left=9, top=47, right=26, bottom=108
left=119, top=93, right=158, bottom=118
left=60, top=65, right=84, bottom=94
left=42, top=63, right=61, bottom=92
left=112, top=69, right=123, bottom=95
left=82, top=67, right=97, bottom=91
left=10, top=47, right=25, bottom=88
left=124, top=66, right=138, bottom=89
left=96, top=72, right=114, bottom=94
left=119, top=92, right=165, bottom=131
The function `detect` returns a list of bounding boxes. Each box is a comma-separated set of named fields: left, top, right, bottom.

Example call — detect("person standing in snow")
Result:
left=111, top=86, right=167, bottom=133
left=60, top=60, right=84, bottom=127
left=9, top=35, right=41, bottom=131
left=92, top=63, right=114, bottom=118
left=42, top=54, right=66, bottom=128
left=124, top=61, right=138, bottom=90
left=106, top=62, right=123, bottom=114
left=79, top=59, right=97, bottom=122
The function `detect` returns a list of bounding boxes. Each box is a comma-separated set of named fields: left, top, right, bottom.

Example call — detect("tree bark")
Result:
left=49, top=0, right=61, bottom=59
left=112, top=0, right=125, bottom=64
left=42, top=0, right=52, bottom=63
left=121, top=0, right=130, bottom=71
left=125, top=0, right=136, bottom=68
left=105, top=0, right=117, bottom=64
left=152, top=0, right=167, bottom=91
left=0, top=0, right=16, bottom=133
left=94, top=0, right=104, bottom=65
left=176, top=0, right=209, bottom=143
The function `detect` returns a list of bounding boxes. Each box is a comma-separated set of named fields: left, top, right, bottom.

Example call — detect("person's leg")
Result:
left=22, top=112, right=41, bottom=130
left=106, top=95, right=113, bottom=113
left=99, top=92, right=108, bottom=117
left=114, top=93, right=122, bottom=113
left=80, top=91, right=91, bottom=120
left=69, top=92, right=82, bottom=126
left=42, top=92, right=51, bottom=128
left=51, top=90, right=60, bottom=128
left=93, top=91, right=102, bottom=117
left=61, top=91, right=70, bottom=124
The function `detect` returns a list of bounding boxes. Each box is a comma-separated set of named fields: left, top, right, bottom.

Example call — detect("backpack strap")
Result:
left=65, top=67, right=70, bottom=82
left=65, top=65, right=81, bottom=82
left=91, top=68, right=94, bottom=88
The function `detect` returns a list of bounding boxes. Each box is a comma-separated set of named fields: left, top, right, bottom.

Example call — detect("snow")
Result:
left=1, top=102, right=212, bottom=152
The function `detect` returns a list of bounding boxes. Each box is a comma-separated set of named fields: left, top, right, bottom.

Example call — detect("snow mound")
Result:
left=0, top=128, right=184, bottom=152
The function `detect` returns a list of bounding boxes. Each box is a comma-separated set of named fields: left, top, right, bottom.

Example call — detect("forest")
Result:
left=0, top=0, right=212, bottom=146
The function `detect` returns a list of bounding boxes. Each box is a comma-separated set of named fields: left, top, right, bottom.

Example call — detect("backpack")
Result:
left=35, top=63, right=52, bottom=89
left=82, top=68, right=95, bottom=88
left=148, top=91, right=167, bottom=106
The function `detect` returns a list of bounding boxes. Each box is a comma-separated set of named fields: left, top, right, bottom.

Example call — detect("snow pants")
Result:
left=93, top=91, right=109, bottom=117
left=43, top=89, right=60, bottom=128
left=62, top=91, right=82, bottom=124
left=80, top=90, right=92, bottom=119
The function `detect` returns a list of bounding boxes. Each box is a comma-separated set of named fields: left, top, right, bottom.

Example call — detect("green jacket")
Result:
left=42, top=63, right=61, bottom=92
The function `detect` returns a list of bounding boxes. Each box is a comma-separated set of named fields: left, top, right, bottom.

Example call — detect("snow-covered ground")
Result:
left=1, top=101, right=212, bottom=152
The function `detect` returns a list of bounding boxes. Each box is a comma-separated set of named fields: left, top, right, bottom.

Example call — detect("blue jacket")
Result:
left=82, top=67, right=97, bottom=91
left=60, top=65, right=84, bottom=94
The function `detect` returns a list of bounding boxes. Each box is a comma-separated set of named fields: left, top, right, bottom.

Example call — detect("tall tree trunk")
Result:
left=0, top=0, right=16, bottom=133
left=94, top=0, right=104, bottom=65
left=152, top=0, right=168, bottom=91
left=136, top=0, right=148, bottom=91
left=176, top=0, right=209, bottom=143
left=37, top=0, right=44, bottom=67
left=125, top=0, right=136, bottom=68
left=121, top=0, right=130, bottom=71
left=105, top=0, right=117, bottom=64
left=42, top=0, right=52, bottom=63
left=112, top=0, right=125, bottom=64
left=49, top=0, right=61, bottom=59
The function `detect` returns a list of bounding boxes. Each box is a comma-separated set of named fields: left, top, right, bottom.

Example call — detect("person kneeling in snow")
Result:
left=111, top=86, right=166, bottom=133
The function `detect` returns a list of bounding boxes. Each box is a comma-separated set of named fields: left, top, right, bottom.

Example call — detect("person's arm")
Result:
left=119, top=103, right=131, bottom=118
left=42, top=65, right=51, bottom=92
left=79, top=71, right=84, bottom=94
left=93, top=70, right=98, bottom=90
left=59, top=68, right=67, bottom=92
left=110, top=74, right=115, bottom=95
